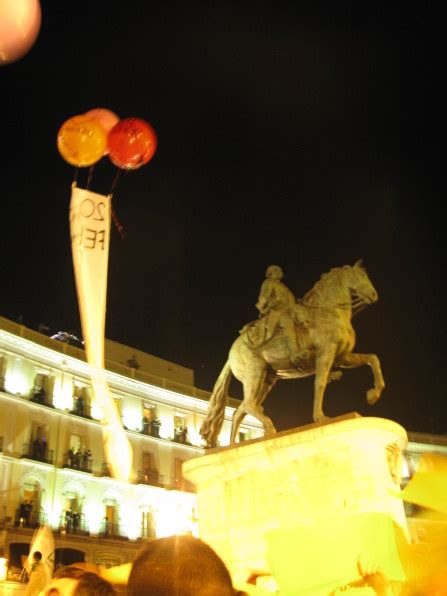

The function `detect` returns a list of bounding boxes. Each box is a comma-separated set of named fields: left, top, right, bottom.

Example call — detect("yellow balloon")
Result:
left=57, top=115, right=107, bottom=167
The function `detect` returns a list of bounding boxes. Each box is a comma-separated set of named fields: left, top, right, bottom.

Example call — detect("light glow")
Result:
left=121, top=400, right=143, bottom=432
left=4, top=364, right=31, bottom=396
left=52, top=374, right=73, bottom=411
left=0, top=557, right=8, bottom=582
left=158, top=413, right=174, bottom=440
left=83, top=501, right=104, bottom=535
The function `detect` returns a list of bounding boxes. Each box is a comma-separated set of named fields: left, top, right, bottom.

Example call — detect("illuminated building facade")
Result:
left=0, top=316, right=263, bottom=573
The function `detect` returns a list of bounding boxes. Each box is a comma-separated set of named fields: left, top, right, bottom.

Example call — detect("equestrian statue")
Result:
left=200, top=260, right=385, bottom=448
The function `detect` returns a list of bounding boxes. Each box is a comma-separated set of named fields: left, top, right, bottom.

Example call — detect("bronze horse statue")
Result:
left=200, top=260, right=385, bottom=447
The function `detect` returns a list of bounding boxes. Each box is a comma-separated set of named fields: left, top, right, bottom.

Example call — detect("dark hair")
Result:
left=33, top=551, right=43, bottom=561
left=53, top=566, right=116, bottom=595
left=127, top=535, right=238, bottom=596
left=75, top=572, right=117, bottom=596
left=54, top=566, right=89, bottom=579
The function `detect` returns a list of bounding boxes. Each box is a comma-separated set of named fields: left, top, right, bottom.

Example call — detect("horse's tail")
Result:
left=200, top=360, right=232, bottom=447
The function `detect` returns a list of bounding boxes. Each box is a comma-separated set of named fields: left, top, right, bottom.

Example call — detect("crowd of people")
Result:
left=23, top=536, right=244, bottom=596
left=66, top=447, right=92, bottom=471
left=20, top=532, right=447, bottom=596
left=31, top=437, right=48, bottom=461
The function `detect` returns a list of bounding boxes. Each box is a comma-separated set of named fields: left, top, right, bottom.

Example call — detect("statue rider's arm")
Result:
left=256, top=280, right=274, bottom=315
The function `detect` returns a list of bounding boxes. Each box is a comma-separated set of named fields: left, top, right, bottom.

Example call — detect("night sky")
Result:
left=1, top=4, right=444, bottom=435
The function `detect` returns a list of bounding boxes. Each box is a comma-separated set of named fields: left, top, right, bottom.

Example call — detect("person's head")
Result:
left=127, top=535, right=244, bottom=596
left=41, top=566, right=116, bottom=596
left=266, top=265, right=283, bottom=280
left=33, top=550, right=43, bottom=562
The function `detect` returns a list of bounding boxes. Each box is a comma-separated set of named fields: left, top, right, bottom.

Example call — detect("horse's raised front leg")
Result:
left=313, top=345, right=337, bottom=423
left=338, top=352, right=385, bottom=405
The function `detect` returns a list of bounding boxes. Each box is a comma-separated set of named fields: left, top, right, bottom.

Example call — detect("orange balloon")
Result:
left=0, top=0, right=41, bottom=65
left=57, top=115, right=107, bottom=168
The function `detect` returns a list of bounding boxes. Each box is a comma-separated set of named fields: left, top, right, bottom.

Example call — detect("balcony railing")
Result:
left=137, top=469, right=164, bottom=487
left=172, top=427, right=191, bottom=445
left=14, top=507, right=47, bottom=528
left=62, top=451, right=93, bottom=473
left=70, top=399, right=92, bottom=419
left=30, top=388, right=55, bottom=408
left=99, top=520, right=128, bottom=539
left=22, top=442, right=54, bottom=464
left=58, top=512, right=89, bottom=535
left=141, top=419, right=161, bottom=438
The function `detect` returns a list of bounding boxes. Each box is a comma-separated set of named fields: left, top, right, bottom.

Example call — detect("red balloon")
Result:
left=107, top=118, right=157, bottom=170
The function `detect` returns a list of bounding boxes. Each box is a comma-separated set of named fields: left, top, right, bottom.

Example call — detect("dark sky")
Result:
left=1, top=3, right=444, bottom=435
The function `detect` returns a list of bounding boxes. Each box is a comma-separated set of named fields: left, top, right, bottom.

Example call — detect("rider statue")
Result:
left=255, top=265, right=307, bottom=366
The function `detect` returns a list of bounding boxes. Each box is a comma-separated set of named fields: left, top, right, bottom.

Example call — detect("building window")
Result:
left=140, top=451, right=160, bottom=485
left=0, top=353, right=6, bottom=391
left=27, top=423, right=50, bottom=463
left=65, top=434, right=91, bottom=472
left=61, top=493, right=86, bottom=535
left=16, top=478, right=46, bottom=527
left=141, top=510, right=156, bottom=539
left=72, top=383, right=91, bottom=418
left=142, top=404, right=161, bottom=437
left=33, top=373, right=47, bottom=403
left=143, top=403, right=156, bottom=422
left=174, top=414, right=189, bottom=444
left=142, top=451, right=155, bottom=472
left=69, top=433, right=84, bottom=451
left=102, top=502, right=120, bottom=537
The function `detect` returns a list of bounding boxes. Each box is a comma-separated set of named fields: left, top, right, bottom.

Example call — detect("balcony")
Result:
left=58, top=512, right=89, bottom=536
left=70, top=398, right=92, bottom=420
left=22, top=441, right=54, bottom=465
left=14, top=506, right=47, bottom=529
left=137, top=469, right=164, bottom=488
left=140, top=418, right=161, bottom=438
left=99, top=520, right=128, bottom=540
left=172, top=426, right=192, bottom=445
left=62, top=450, right=93, bottom=474
left=30, top=388, right=55, bottom=408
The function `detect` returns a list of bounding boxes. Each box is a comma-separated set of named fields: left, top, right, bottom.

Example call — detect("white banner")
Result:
left=70, top=184, right=133, bottom=482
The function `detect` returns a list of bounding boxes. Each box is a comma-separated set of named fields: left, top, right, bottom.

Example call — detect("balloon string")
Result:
left=109, top=168, right=122, bottom=195
left=86, top=164, right=95, bottom=190
left=73, top=168, right=79, bottom=187
left=111, top=206, right=126, bottom=240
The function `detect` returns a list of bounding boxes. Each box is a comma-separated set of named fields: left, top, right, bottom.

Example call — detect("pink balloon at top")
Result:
left=0, top=0, right=41, bottom=65
left=85, top=108, right=120, bottom=135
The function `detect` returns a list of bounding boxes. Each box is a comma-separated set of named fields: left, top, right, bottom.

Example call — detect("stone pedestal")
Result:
left=183, top=414, right=408, bottom=592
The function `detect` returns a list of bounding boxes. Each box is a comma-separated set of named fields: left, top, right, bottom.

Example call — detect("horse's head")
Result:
left=347, top=260, right=378, bottom=306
